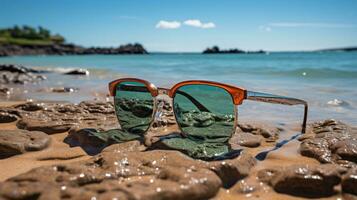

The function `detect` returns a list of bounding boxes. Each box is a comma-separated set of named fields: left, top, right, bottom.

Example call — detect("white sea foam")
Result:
left=327, top=99, right=345, bottom=106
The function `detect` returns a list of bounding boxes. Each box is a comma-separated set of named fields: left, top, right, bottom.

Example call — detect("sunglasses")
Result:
left=108, top=78, right=308, bottom=142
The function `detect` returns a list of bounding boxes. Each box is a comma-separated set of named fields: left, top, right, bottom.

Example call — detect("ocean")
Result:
left=1, top=52, right=356, bottom=125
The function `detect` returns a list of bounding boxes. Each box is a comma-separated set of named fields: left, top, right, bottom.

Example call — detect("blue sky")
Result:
left=0, top=0, right=357, bottom=52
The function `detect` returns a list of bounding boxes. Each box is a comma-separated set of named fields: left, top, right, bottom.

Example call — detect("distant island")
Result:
left=203, top=46, right=266, bottom=54
left=0, top=25, right=147, bottom=56
left=316, top=46, right=357, bottom=52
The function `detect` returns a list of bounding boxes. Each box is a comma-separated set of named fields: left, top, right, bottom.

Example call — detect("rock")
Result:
left=64, top=69, right=89, bottom=76
left=0, top=129, right=51, bottom=159
left=231, top=132, right=262, bottom=147
left=341, top=167, right=357, bottom=195
left=0, top=87, right=10, bottom=95
left=79, top=101, right=115, bottom=114
left=0, top=64, right=46, bottom=84
left=238, top=123, right=278, bottom=141
left=51, top=87, right=78, bottom=93
left=0, top=64, right=42, bottom=74
left=258, top=164, right=343, bottom=198
left=17, top=119, right=75, bottom=134
left=10, top=101, right=118, bottom=134
left=15, top=102, right=44, bottom=111
left=209, top=152, right=256, bottom=188
left=0, top=151, right=222, bottom=200
left=203, top=46, right=266, bottom=54
left=331, top=139, right=357, bottom=163
left=299, top=119, right=357, bottom=167
left=300, top=138, right=332, bottom=163
left=0, top=111, right=17, bottom=123
left=234, top=180, right=257, bottom=194
left=102, top=141, right=146, bottom=153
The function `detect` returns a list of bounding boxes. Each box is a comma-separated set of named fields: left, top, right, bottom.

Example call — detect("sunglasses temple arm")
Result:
left=246, top=91, right=308, bottom=133
left=174, top=90, right=210, bottom=112
left=118, top=84, right=210, bottom=112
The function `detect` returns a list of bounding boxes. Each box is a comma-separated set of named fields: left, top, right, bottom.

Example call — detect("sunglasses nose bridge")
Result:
left=157, top=87, right=170, bottom=96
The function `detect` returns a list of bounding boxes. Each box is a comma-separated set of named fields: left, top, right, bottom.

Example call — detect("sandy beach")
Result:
left=1, top=0, right=357, bottom=198
left=0, top=64, right=356, bottom=199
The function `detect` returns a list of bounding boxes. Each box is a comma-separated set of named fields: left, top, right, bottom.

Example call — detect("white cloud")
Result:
left=268, top=22, right=356, bottom=28
left=201, top=22, right=216, bottom=29
left=184, top=19, right=216, bottom=29
left=156, top=20, right=181, bottom=29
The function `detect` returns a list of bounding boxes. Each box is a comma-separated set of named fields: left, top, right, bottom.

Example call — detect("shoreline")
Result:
left=1, top=61, right=356, bottom=125
left=0, top=64, right=356, bottom=199
left=0, top=99, right=356, bottom=199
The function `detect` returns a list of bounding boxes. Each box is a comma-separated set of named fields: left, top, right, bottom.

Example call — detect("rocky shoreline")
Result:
left=203, top=46, right=266, bottom=54
left=0, top=64, right=356, bottom=199
left=0, top=99, right=356, bottom=199
left=0, top=43, right=148, bottom=56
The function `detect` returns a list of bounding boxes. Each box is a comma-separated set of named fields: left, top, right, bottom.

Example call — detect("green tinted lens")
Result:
left=173, top=84, right=235, bottom=142
left=114, top=81, right=154, bottom=134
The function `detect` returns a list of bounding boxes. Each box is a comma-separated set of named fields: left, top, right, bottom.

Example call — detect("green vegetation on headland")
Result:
left=0, top=25, right=65, bottom=46
left=203, top=46, right=266, bottom=54
left=0, top=25, right=147, bottom=56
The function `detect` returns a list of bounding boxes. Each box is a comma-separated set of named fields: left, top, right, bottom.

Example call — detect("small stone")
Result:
left=300, top=138, right=332, bottom=163
left=64, top=69, right=89, bottom=76
left=51, top=87, right=78, bottom=93
left=331, top=139, right=357, bottom=163
left=0, top=64, right=46, bottom=84
left=258, top=164, right=343, bottom=198
left=0, top=129, right=51, bottom=159
left=0, top=111, right=17, bottom=123
left=15, top=102, right=44, bottom=111
left=341, top=167, right=357, bottom=195
left=258, top=164, right=342, bottom=198
left=209, top=152, right=256, bottom=188
left=0, top=87, right=10, bottom=95
left=231, top=132, right=262, bottom=147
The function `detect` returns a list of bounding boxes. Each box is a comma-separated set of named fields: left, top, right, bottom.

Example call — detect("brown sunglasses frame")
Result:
left=109, top=78, right=247, bottom=105
left=109, top=78, right=308, bottom=135
left=109, top=78, right=246, bottom=139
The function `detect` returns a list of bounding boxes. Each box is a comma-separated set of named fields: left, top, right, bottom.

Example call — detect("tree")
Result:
left=38, top=26, right=50, bottom=39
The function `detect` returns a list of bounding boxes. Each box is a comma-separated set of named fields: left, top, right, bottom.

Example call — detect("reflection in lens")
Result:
left=173, top=84, right=235, bottom=143
left=114, top=81, right=154, bottom=134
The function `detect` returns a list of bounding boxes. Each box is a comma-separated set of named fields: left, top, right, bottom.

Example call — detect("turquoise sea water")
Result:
left=1, top=52, right=356, bottom=125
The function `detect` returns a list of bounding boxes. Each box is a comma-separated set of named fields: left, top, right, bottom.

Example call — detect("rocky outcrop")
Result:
left=13, top=101, right=118, bottom=134
left=258, top=164, right=344, bottom=197
left=0, top=64, right=46, bottom=84
left=0, top=43, right=148, bottom=56
left=0, top=149, right=255, bottom=200
left=299, top=119, right=357, bottom=167
left=203, top=46, right=266, bottom=54
left=0, top=129, right=51, bottom=159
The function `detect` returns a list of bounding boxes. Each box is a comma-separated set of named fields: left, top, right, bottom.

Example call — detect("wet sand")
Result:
left=0, top=65, right=356, bottom=199
left=0, top=103, right=90, bottom=181
left=1, top=100, right=356, bottom=199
